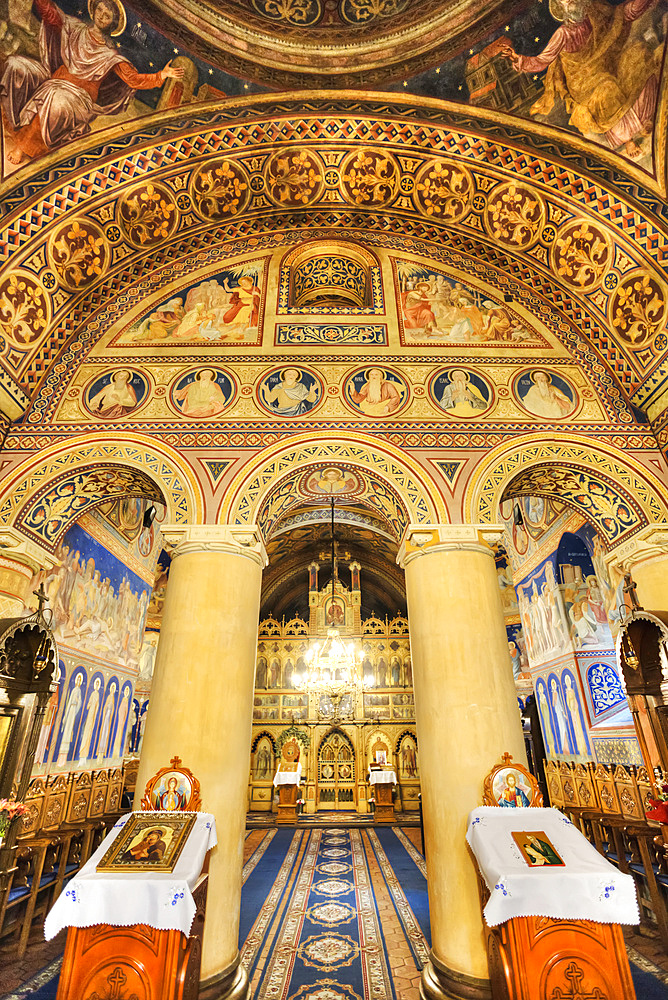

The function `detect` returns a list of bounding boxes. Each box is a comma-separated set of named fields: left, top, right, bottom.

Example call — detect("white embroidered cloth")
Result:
left=368, top=770, right=397, bottom=785
left=466, top=806, right=639, bottom=927
left=273, top=763, right=302, bottom=786
left=44, top=812, right=217, bottom=940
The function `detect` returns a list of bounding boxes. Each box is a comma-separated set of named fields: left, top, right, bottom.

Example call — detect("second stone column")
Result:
left=399, top=525, right=527, bottom=1000
left=135, top=525, right=266, bottom=1000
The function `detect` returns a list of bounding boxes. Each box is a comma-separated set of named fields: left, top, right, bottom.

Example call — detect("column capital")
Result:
left=397, top=524, right=504, bottom=569
left=604, top=525, right=668, bottom=577
left=0, top=528, right=58, bottom=573
left=161, top=524, right=268, bottom=567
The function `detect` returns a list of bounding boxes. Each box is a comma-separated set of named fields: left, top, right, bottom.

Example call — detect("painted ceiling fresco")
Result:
left=0, top=0, right=666, bottom=185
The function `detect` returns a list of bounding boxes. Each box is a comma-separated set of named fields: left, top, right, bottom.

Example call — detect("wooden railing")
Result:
left=545, top=759, right=668, bottom=949
left=0, top=760, right=138, bottom=957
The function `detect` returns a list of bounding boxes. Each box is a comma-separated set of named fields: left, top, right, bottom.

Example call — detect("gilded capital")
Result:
left=397, top=524, right=503, bottom=568
left=161, top=524, right=268, bottom=567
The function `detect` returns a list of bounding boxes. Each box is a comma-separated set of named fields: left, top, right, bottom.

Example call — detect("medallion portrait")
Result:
left=303, top=466, right=362, bottom=497
left=514, top=370, right=577, bottom=420
left=84, top=369, right=148, bottom=419
left=257, top=367, right=323, bottom=418
left=343, top=367, right=408, bottom=418
left=429, top=368, right=493, bottom=418
left=170, top=367, right=236, bottom=419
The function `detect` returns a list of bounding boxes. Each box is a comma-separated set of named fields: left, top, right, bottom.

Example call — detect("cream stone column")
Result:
left=0, top=528, right=56, bottom=616
left=398, top=525, right=527, bottom=1000
left=135, top=525, right=266, bottom=1000
left=606, top=527, right=668, bottom=611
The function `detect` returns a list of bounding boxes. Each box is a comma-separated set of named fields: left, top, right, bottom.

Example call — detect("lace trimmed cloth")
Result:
left=466, top=806, right=639, bottom=927
left=273, top=762, right=302, bottom=786
left=44, top=811, right=217, bottom=940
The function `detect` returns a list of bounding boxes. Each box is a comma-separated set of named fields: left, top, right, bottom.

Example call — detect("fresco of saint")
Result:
left=518, top=371, right=575, bottom=419
left=500, top=0, right=661, bottom=158
left=0, top=0, right=184, bottom=166
left=173, top=369, right=231, bottom=418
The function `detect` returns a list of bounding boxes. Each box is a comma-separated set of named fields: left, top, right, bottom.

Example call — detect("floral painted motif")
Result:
left=484, top=182, right=544, bottom=249
left=552, top=221, right=612, bottom=292
left=414, top=161, right=473, bottom=222
left=0, top=271, right=49, bottom=346
left=191, top=159, right=250, bottom=220
left=266, top=150, right=324, bottom=207
left=341, top=151, right=399, bottom=206
left=117, top=182, right=178, bottom=248
left=252, top=0, right=322, bottom=23
left=47, top=219, right=110, bottom=291
left=610, top=271, right=668, bottom=347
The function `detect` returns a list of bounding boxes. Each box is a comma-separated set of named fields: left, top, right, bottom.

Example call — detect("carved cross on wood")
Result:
left=549, top=960, right=606, bottom=999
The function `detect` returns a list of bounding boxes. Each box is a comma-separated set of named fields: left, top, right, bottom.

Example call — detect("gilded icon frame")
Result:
left=96, top=811, right=196, bottom=873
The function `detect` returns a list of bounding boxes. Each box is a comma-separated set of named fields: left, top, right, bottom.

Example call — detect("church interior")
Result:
left=4, top=0, right=668, bottom=997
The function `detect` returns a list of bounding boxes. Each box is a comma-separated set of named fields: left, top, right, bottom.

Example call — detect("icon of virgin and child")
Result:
left=0, top=0, right=184, bottom=166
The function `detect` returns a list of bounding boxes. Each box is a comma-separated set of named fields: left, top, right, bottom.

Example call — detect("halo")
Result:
left=279, top=367, right=302, bottom=381
left=548, top=0, right=565, bottom=21
left=112, top=368, right=133, bottom=382
left=362, top=366, right=387, bottom=381
left=88, top=0, right=127, bottom=36
left=195, top=368, right=217, bottom=381
left=447, top=368, right=470, bottom=382
left=529, top=370, right=552, bottom=384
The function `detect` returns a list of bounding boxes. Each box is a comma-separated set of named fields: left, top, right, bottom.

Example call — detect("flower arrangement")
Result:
left=0, top=798, right=28, bottom=839
left=646, top=783, right=668, bottom=824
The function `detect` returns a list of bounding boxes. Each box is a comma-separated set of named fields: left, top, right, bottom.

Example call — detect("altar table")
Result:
left=46, top=812, right=216, bottom=1000
left=273, top=764, right=301, bottom=824
left=467, top=807, right=639, bottom=999
left=369, top=769, right=397, bottom=823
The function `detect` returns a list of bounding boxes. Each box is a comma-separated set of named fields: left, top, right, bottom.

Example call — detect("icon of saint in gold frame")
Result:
left=96, top=812, right=196, bottom=873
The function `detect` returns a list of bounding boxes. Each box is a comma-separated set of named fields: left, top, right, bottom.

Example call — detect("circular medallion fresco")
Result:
left=169, top=367, right=237, bottom=419
left=429, top=367, right=493, bottom=419
left=83, top=369, right=149, bottom=420
left=297, top=933, right=359, bottom=971
left=256, top=367, right=324, bottom=418
left=313, top=879, right=353, bottom=896
left=306, top=901, right=356, bottom=927
left=609, top=270, right=668, bottom=347
left=512, top=369, right=578, bottom=421
left=299, top=466, right=365, bottom=499
left=343, top=367, right=409, bottom=418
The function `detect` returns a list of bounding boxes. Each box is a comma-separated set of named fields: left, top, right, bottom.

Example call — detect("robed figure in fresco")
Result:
left=501, top=0, right=660, bottom=156
left=0, top=0, right=184, bottom=165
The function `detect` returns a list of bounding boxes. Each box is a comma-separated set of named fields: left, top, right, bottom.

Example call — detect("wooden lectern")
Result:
left=54, top=759, right=210, bottom=1000
left=368, top=767, right=397, bottom=823
left=473, top=754, right=637, bottom=1000
left=274, top=738, right=301, bottom=825
left=56, top=873, right=208, bottom=1000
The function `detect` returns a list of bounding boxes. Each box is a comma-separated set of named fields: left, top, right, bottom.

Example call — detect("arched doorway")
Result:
left=317, top=730, right=356, bottom=810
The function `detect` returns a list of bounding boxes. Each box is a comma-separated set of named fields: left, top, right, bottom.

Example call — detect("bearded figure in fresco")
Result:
left=0, top=0, right=184, bottom=165
left=500, top=0, right=661, bottom=157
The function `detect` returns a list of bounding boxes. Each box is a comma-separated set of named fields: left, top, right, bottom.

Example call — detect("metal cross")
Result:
left=623, top=573, right=642, bottom=611
left=32, top=583, right=48, bottom=615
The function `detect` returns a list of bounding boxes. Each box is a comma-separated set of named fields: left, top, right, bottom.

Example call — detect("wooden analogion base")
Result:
left=277, top=783, right=298, bottom=824
left=55, top=874, right=208, bottom=1000
left=486, top=913, right=636, bottom=999
left=373, top=783, right=395, bottom=823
